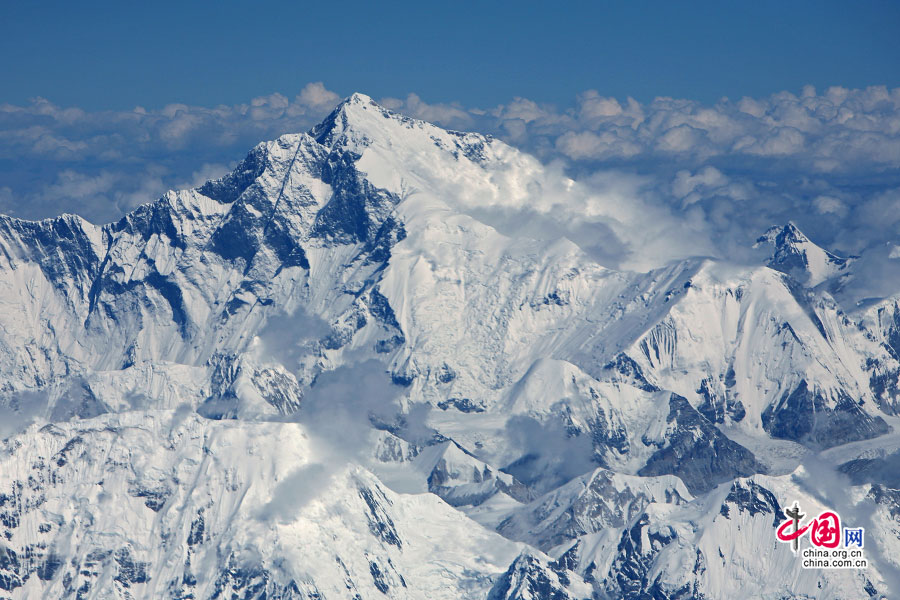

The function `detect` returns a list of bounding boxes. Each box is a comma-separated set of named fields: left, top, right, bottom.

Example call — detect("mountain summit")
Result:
left=756, top=222, right=852, bottom=287
left=0, top=96, right=898, bottom=599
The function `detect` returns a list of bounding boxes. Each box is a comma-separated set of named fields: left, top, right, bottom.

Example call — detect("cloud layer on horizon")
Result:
left=1, top=82, right=899, bottom=280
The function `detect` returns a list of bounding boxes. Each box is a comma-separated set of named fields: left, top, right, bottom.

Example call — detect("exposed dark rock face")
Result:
left=757, top=222, right=850, bottom=287
left=488, top=552, right=584, bottom=600
left=313, top=154, right=406, bottom=263
left=358, top=484, right=402, bottom=549
left=638, top=394, right=765, bottom=495
left=603, top=353, right=659, bottom=392
left=696, top=377, right=745, bottom=424
left=603, top=514, right=706, bottom=600
left=761, top=380, right=890, bottom=448
left=436, top=397, right=485, bottom=413
left=840, top=452, right=900, bottom=488
left=719, top=479, right=783, bottom=528
left=425, top=443, right=530, bottom=507
left=210, top=553, right=312, bottom=600
left=867, top=303, right=900, bottom=416
left=497, top=468, right=686, bottom=551
left=868, top=485, right=900, bottom=520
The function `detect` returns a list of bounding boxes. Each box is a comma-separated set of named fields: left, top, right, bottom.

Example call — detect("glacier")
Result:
left=1, top=93, right=899, bottom=598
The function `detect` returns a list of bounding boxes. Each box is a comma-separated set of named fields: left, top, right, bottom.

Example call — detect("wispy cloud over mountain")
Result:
left=1, top=82, right=899, bottom=270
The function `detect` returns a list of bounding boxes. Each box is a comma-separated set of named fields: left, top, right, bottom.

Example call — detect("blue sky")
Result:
left=2, top=1, right=898, bottom=109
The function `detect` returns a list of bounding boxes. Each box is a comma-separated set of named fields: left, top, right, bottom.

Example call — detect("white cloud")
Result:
left=493, top=97, right=559, bottom=124
left=556, top=130, right=641, bottom=160
left=379, top=93, right=472, bottom=128
left=578, top=92, right=623, bottom=118
left=656, top=124, right=708, bottom=153
left=672, top=167, right=729, bottom=200
left=744, top=127, right=806, bottom=156
left=813, top=195, right=847, bottom=216
left=493, top=85, right=900, bottom=172
left=183, top=163, right=232, bottom=189
left=297, top=81, right=340, bottom=110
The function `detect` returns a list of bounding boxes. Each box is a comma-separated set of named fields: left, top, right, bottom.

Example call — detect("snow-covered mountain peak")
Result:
left=755, top=222, right=851, bottom=287
left=311, top=92, right=385, bottom=147
left=310, top=92, right=485, bottom=154
left=345, top=91, right=377, bottom=105
left=309, top=92, right=495, bottom=162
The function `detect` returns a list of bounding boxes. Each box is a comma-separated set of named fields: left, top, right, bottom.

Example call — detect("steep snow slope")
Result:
left=617, top=260, right=889, bottom=449
left=1, top=94, right=899, bottom=598
left=0, top=413, right=527, bottom=599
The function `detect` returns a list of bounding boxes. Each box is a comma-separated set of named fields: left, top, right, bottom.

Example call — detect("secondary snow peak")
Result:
left=756, top=222, right=851, bottom=287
